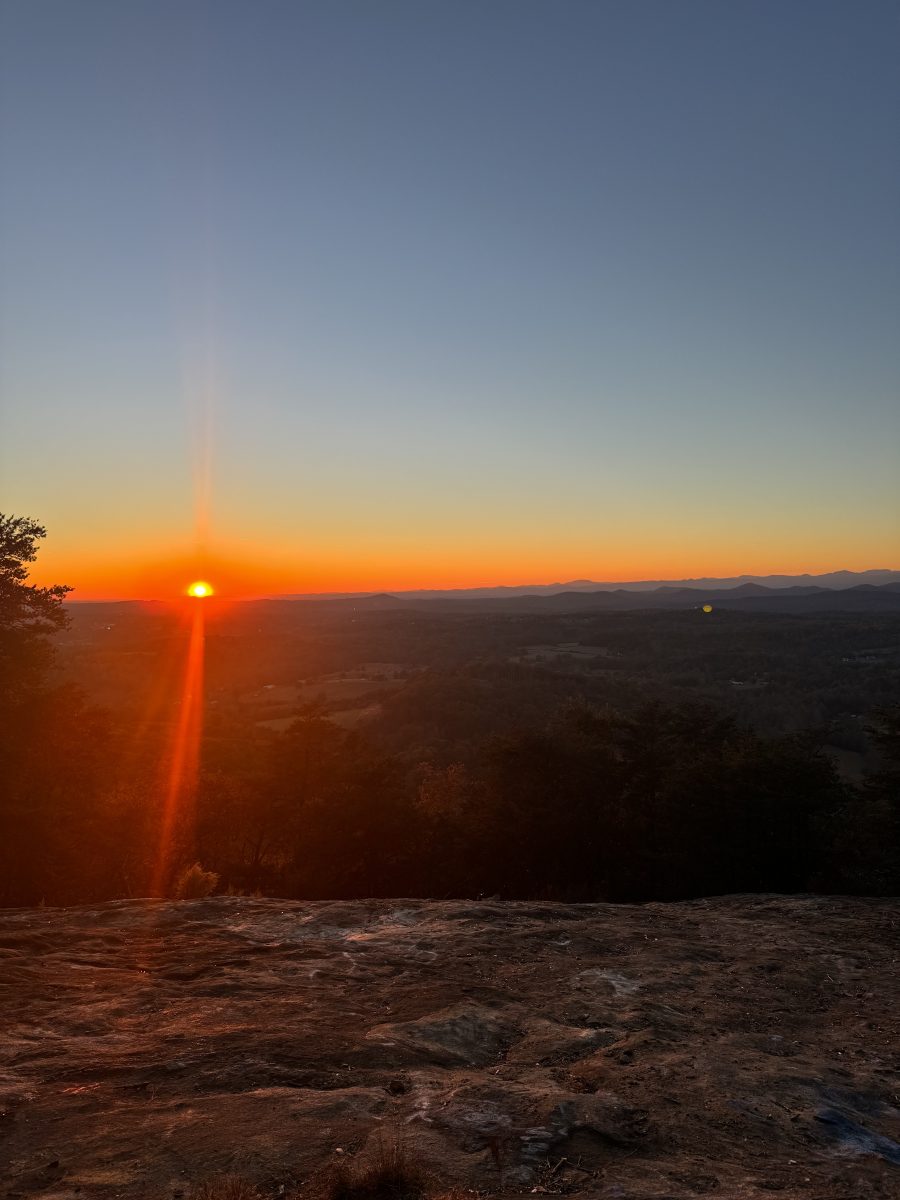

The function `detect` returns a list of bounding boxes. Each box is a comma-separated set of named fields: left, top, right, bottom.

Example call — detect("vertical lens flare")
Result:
left=150, top=597, right=207, bottom=896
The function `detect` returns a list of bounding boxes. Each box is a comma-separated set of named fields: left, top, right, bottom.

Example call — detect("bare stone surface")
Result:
left=0, top=895, right=898, bottom=1198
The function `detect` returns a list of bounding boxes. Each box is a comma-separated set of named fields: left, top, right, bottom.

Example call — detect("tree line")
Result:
left=1, top=513, right=897, bottom=906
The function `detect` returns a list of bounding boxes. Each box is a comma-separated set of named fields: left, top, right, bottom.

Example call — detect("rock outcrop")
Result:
left=1, top=895, right=897, bottom=1198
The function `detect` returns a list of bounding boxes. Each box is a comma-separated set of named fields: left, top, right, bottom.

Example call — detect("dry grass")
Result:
left=190, top=1176, right=262, bottom=1200
left=319, top=1132, right=430, bottom=1200
left=189, top=1134, right=468, bottom=1200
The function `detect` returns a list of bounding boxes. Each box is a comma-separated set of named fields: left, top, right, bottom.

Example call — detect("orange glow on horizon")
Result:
left=33, top=543, right=898, bottom=602
left=26, top=530, right=900, bottom=601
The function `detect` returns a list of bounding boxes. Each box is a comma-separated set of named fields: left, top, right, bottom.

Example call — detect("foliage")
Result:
left=0, top=515, right=897, bottom=906
left=0, top=514, right=109, bottom=904
left=0, top=514, right=71, bottom=697
left=173, top=863, right=220, bottom=899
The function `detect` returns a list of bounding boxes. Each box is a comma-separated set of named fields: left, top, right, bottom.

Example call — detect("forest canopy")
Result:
left=1, top=514, right=897, bottom=907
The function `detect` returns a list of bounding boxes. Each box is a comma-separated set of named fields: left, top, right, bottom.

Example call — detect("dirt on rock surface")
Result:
left=1, top=895, right=898, bottom=1199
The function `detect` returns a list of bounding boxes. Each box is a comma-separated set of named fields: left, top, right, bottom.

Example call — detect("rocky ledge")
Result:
left=1, top=895, right=898, bottom=1199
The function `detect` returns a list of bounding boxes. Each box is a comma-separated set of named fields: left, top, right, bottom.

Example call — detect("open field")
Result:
left=1, top=896, right=898, bottom=1199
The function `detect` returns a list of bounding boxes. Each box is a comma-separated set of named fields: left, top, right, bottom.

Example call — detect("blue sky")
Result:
left=1, top=0, right=897, bottom=595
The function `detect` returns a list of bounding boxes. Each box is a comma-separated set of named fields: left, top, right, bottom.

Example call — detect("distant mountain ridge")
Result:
left=376, top=580, right=900, bottom=614
left=267, top=575, right=900, bottom=615
left=67, top=569, right=900, bottom=608
left=280, top=569, right=900, bottom=602
left=395, top=569, right=900, bottom=599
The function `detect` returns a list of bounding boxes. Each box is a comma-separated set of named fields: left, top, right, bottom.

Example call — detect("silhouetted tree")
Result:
left=0, top=514, right=71, bottom=698
left=0, top=514, right=107, bottom=904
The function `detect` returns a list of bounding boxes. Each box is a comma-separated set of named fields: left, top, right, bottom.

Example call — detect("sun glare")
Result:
left=187, top=580, right=213, bottom=598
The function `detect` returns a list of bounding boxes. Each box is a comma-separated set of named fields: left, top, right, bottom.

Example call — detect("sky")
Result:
left=1, top=0, right=898, bottom=599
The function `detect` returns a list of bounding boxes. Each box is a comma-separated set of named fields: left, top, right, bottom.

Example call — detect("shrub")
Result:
left=173, top=863, right=219, bottom=899
left=323, top=1133, right=430, bottom=1200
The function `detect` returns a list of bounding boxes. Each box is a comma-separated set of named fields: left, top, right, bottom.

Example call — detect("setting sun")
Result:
left=187, top=580, right=213, bottom=598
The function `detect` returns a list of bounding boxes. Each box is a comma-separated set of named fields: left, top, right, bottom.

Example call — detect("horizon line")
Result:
left=63, top=566, right=900, bottom=604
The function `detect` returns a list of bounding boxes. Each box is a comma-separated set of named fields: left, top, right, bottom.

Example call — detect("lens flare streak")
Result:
left=150, top=601, right=206, bottom=896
